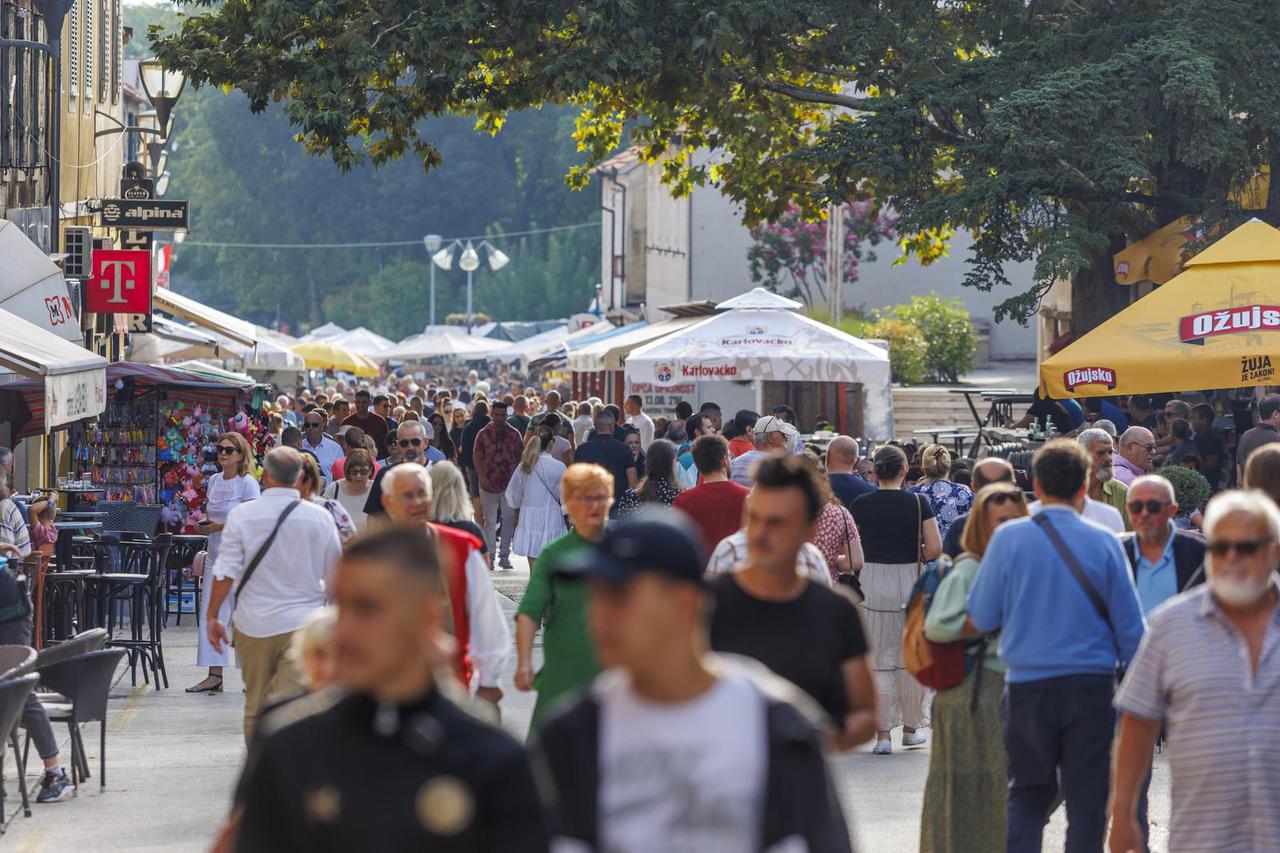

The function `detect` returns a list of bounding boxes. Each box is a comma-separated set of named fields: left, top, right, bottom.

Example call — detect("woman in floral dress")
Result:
left=909, top=444, right=974, bottom=544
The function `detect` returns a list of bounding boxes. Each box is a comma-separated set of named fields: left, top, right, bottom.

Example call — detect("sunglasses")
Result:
left=1208, top=538, right=1268, bottom=558
left=305, top=421, right=324, bottom=428
left=1128, top=499, right=1170, bottom=516
left=217, top=445, right=239, bottom=455
left=398, top=438, right=423, bottom=448
left=987, top=491, right=1025, bottom=506
left=346, top=467, right=373, bottom=476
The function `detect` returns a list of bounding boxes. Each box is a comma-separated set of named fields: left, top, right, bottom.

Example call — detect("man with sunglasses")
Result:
left=342, top=388, right=391, bottom=458
left=1110, top=490, right=1280, bottom=853
left=301, top=412, right=344, bottom=490
left=1119, top=475, right=1206, bottom=616
left=362, top=421, right=438, bottom=527
left=1114, top=426, right=1156, bottom=486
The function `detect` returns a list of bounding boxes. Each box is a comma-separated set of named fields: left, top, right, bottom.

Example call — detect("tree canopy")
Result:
left=152, top=0, right=1280, bottom=331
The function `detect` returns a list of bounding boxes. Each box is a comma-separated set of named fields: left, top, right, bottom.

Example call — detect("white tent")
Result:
left=381, top=328, right=509, bottom=361
left=488, top=325, right=571, bottom=368
left=301, top=322, right=347, bottom=342
left=327, top=326, right=396, bottom=356
left=625, top=288, right=894, bottom=438
left=0, top=219, right=80, bottom=341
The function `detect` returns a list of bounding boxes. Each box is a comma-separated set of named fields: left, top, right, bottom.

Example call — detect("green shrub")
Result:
left=1156, top=465, right=1211, bottom=515
left=869, top=318, right=928, bottom=385
left=891, top=293, right=976, bottom=383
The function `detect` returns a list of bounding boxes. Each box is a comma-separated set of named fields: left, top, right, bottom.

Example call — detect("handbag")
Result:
left=228, top=500, right=302, bottom=639
left=834, top=509, right=865, bottom=601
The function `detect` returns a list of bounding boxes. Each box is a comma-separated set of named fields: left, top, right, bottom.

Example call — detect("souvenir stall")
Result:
left=625, top=288, right=894, bottom=438
left=63, top=363, right=256, bottom=533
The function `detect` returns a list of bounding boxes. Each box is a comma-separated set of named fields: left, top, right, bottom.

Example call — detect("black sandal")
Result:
left=186, top=676, right=223, bottom=694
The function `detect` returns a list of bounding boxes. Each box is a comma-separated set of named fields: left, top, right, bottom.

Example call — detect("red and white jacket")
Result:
left=430, top=523, right=510, bottom=689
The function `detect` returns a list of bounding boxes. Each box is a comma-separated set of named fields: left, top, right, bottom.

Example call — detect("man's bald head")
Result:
left=825, top=436, right=860, bottom=473
left=972, top=457, right=1015, bottom=492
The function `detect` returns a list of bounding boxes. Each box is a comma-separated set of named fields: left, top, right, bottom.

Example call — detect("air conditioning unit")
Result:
left=63, top=226, right=93, bottom=278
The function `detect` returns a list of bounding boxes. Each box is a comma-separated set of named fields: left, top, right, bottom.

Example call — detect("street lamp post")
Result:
left=430, top=239, right=510, bottom=334
left=423, top=234, right=442, bottom=327
left=137, top=60, right=186, bottom=139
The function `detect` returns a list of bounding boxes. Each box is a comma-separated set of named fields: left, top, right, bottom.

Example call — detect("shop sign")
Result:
left=119, top=229, right=153, bottom=252
left=99, top=199, right=190, bottom=230
left=1179, top=305, right=1280, bottom=345
left=46, top=369, right=107, bottom=430
left=87, top=250, right=152, bottom=315
left=1063, top=367, right=1117, bottom=392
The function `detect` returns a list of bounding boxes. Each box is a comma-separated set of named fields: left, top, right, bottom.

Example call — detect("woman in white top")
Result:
left=505, top=425, right=568, bottom=569
left=299, top=454, right=357, bottom=543
left=187, top=431, right=260, bottom=694
left=322, top=447, right=374, bottom=533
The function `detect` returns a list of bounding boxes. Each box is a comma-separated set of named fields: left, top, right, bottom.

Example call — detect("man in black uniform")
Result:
left=233, top=528, right=548, bottom=853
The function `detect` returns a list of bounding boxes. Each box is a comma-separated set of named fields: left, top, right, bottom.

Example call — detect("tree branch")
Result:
left=754, top=78, right=871, bottom=111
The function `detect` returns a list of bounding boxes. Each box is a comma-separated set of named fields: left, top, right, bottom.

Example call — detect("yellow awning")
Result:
left=153, top=288, right=256, bottom=347
left=1044, top=219, right=1280, bottom=397
left=291, top=341, right=381, bottom=377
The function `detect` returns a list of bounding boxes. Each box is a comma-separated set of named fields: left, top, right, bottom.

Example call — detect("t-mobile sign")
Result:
left=86, top=250, right=152, bottom=315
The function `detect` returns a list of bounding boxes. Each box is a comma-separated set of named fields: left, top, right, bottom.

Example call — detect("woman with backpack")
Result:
left=850, top=445, right=943, bottom=755
left=918, top=482, right=1027, bottom=853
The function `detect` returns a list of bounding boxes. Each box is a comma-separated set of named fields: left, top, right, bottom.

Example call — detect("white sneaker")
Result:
left=872, top=739, right=892, bottom=755
left=902, top=730, right=928, bottom=748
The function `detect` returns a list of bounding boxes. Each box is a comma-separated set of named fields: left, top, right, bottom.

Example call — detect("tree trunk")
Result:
left=1069, top=234, right=1130, bottom=337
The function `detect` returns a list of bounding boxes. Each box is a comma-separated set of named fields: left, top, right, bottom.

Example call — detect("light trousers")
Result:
left=860, top=560, right=931, bottom=731
left=480, top=489, right=515, bottom=564
left=233, top=627, right=304, bottom=744
left=197, top=559, right=235, bottom=668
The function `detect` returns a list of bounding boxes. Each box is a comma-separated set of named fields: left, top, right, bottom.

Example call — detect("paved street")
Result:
left=3, top=559, right=1171, bottom=851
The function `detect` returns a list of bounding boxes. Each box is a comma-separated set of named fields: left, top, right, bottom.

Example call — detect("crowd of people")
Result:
left=8, top=368, right=1280, bottom=852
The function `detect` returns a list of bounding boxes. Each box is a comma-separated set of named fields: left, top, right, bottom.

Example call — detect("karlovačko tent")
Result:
left=1042, top=219, right=1280, bottom=398
left=625, top=288, right=893, bottom=438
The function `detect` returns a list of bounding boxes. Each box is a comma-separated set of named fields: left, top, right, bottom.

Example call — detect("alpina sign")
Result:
left=99, top=199, right=189, bottom=231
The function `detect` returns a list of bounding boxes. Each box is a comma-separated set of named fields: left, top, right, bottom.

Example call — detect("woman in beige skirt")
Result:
left=849, top=445, right=942, bottom=754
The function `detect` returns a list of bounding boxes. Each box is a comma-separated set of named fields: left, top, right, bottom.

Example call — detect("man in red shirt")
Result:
left=672, top=434, right=750, bottom=558
left=341, top=388, right=390, bottom=457
left=472, top=400, right=525, bottom=569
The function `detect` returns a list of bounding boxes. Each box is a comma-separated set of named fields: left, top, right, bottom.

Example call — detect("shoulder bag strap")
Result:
left=533, top=459, right=562, bottom=508
left=234, top=500, right=303, bottom=602
left=1033, top=512, right=1117, bottom=643
left=915, top=492, right=924, bottom=577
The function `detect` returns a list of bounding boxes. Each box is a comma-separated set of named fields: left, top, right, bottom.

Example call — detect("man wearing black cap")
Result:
left=534, top=512, right=853, bottom=852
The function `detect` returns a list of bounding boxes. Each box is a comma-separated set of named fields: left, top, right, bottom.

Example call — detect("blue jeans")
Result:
left=1002, top=674, right=1115, bottom=853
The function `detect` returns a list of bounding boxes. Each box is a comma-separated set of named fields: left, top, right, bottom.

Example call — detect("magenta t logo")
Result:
left=98, top=259, right=137, bottom=303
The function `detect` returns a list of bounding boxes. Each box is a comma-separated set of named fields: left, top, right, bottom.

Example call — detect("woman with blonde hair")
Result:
left=909, top=444, right=975, bottom=544
left=514, top=463, right=613, bottom=731
left=188, top=431, right=260, bottom=694
left=919, top=483, right=1027, bottom=853
left=504, top=425, right=568, bottom=568
left=427, top=461, right=487, bottom=552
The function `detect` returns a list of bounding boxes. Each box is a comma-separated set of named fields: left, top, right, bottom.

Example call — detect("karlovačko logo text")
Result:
left=681, top=364, right=738, bottom=378
left=1064, top=367, right=1117, bottom=392
left=1179, top=305, right=1280, bottom=345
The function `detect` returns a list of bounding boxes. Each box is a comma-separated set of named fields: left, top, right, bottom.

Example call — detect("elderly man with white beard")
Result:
left=1079, top=427, right=1131, bottom=530
left=1109, top=490, right=1280, bottom=853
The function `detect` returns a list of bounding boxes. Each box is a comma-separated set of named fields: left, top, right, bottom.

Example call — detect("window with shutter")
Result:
left=67, top=0, right=78, bottom=101
left=83, top=0, right=93, bottom=106
left=110, top=0, right=119, bottom=104
left=97, top=0, right=106, bottom=102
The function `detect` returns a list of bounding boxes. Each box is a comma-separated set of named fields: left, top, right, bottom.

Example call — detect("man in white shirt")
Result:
left=1028, top=495, right=1125, bottom=533
left=300, top=410, right=344, bottom=489
left=380, top=463, right=510, bottom=707
left=623, top=394, right=655, bottom=450
left=730, top=415, right=797, bottom=487
left=535, top=514, right=853, bottom=851
left=207, top=447, right=343, bottom=743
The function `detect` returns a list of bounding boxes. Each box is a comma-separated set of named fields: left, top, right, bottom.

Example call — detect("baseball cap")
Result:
left=753, top=414, right=792, bottom=436
left=557, top=511, right=706, bottom=586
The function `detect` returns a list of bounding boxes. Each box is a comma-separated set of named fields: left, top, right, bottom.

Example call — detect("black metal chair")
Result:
left=31, top=649, right=126, bottom=790
left=0, top=674, right=38, bottom=825
left=0, top=646, right=37, bottom=819
left=164, top=535, right=207, bottom=627
left=89, top=535, right=171, bottom=688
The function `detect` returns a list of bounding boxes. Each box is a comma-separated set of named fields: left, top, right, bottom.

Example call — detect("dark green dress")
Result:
left=516, top=530, right=600, bottom=731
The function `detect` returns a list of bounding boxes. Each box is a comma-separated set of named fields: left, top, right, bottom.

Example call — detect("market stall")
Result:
left=61, top=363, right=258, bottom=533
left=567, top=314, right=709, bottom=403
left=1041, top=219, right=1280, bottom=397
left=625, top=288, right=894, bottom=437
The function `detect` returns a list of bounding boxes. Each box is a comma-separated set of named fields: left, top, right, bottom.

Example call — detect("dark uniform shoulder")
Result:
left=255, top=686, right=347, bottom=742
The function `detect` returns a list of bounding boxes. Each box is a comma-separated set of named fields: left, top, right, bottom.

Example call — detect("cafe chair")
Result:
left=90, top=536, right=171, bottom=688
left=30, top=649, right=126, bottom=790
left=0, top=674, right=38, bottom=824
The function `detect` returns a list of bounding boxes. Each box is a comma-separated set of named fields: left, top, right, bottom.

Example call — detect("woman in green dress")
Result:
left=514, top=462, right=614, bottom=732
left=919, top=483, right=1028, bottom=853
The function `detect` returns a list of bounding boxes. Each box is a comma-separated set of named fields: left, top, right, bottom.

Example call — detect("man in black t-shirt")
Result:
left=707, top=455, right=876, bottom=751
left=573, top=411, right=637, bottom=517
left=825, top=435, right=874, bottom=511
left=1191, top=403, right=1226, bottom=491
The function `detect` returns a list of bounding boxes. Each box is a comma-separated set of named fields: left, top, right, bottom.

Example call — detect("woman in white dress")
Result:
left=505, top=425, right=568, bottom=569
left=187, top=431, right=260, bottom=694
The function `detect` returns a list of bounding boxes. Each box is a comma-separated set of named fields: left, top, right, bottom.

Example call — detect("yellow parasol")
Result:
left=291, top=340, right=381, bottom=377
left=1043, top=219, right=1280, bottom=397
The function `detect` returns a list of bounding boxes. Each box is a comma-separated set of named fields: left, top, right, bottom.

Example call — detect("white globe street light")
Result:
left=459, top=241, right=480, bottom=272
left=423, top=237, right=513, bottom=333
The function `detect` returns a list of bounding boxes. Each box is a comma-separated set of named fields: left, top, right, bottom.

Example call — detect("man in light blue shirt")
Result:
left=1118, top=474, right=1206, bottom=614
left=968, top=439, right=1146, bottom=853
left=300, top=411, right=344, bottom=489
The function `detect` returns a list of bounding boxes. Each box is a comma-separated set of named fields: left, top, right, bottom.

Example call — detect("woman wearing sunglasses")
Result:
left=919, top=483, right=1027, bottom=853
left=188, top=431, right=260, bottom=694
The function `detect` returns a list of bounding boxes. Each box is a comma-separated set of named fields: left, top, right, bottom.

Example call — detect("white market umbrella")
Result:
left=0, top=219, right=80, bottom=341
left=714, top=286, right=804, bottom=311
left=328, top=326, right=396, bottom=356
left=301, top=322, right=347, bottom=342
left=382, top=329, right=509, bottom=361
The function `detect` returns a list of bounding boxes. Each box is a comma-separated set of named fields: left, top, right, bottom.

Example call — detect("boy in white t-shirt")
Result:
left=534, top=513, right=852, bottom=853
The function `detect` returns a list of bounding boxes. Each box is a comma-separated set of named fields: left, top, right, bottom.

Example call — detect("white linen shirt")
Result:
left=626, top=412, right=656, bottom=450
left=1028, top=497, right=1124, bottom=534
left=458, top=541, right=512, bottom=688
left=705, top=530, right=832, bottom=587
left=213, top=487, right=342, bottom=638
